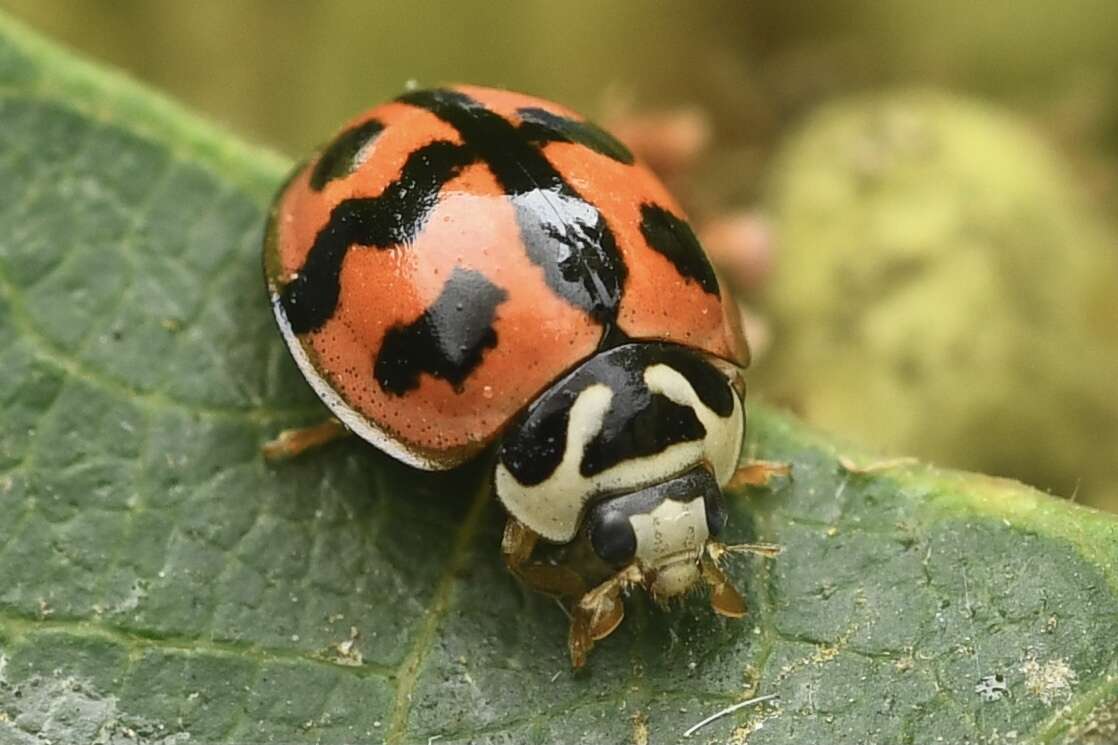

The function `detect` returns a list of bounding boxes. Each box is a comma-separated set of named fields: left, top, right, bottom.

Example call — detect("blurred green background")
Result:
left=4, top=1, right=1116, bottom=512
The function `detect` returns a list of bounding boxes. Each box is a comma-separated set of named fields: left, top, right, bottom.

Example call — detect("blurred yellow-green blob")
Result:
left=756, top=92, right=1118, bottom=508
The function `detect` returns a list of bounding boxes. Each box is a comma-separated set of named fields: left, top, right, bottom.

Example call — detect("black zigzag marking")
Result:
left=279, top=140, right=475, bottom=334
left=398, top=89, right=627, bottom=327
left=281, top=89, right=644, bottom=399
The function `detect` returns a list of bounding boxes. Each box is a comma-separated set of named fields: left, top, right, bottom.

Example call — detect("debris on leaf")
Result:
left=330, top=626, right=363, bottom=667
left=975, top=674, right=1010, bottom=702
left=684, top=693, right=780, bottom=738
left=1021, top=655, right=1077, bottom=705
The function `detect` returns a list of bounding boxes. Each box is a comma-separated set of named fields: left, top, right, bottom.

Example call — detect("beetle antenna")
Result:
left=707, top=541, right=782, bottom=564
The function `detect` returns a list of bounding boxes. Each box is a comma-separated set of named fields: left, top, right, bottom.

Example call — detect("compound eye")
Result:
left=589, top=509, right=637, bottom=565
left=705, top=492, right=728, bottom=537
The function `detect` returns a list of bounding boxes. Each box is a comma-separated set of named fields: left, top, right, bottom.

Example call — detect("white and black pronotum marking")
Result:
left=495, top=342, right=743, bottom=555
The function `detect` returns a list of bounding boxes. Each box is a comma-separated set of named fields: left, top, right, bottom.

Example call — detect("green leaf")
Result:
left=0, top=12, right=1115, bottom=744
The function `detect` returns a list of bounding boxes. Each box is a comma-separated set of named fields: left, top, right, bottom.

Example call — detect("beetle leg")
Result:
left=568, top=565, right=642, bottom=669
left=727, top=460, right=791, bottom=489
left=701, top=550, right=747, bottom=618
left=262, top=418, right=349, bottom=461
left=501, top=517, right=586, bottom=600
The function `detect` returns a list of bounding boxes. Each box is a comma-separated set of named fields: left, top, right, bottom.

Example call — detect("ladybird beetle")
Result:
left=264, top=85, right=784, bottom=667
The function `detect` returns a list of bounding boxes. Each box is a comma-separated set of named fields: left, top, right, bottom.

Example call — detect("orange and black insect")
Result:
left=265, top=85, right=778, bottom=667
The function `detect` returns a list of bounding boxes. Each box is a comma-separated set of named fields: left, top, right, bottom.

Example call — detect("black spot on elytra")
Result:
left=499, top=342, right=736, bottom=486
left=639, top=203, right=720, bottom=295
left=374, top=268, right=509, bottom=396
left=399, top=88, right=627, bottom=325
left=279, top=140, right=475, bottom=334
left=309, top=119, right=385, bottom=191
left=517, top=107, right=634, bottom=164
